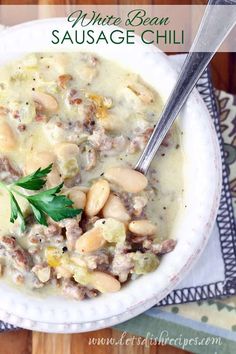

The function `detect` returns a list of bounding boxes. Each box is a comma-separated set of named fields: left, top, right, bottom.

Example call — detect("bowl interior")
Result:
left=0, top=18, right=221, bottom=332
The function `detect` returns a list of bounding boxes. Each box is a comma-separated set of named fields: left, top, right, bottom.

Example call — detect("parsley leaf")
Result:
left=27, top=183, right=82, bottom=222
left=30, top=204, right=48, bottom=227
left=14, top=164, right=53, bottom=190
left=0, top=164, right=82, bottom=231
left=9, top=192, right=26, bottom=232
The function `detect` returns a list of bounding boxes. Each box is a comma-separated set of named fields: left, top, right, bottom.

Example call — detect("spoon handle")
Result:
left=135, top=0, right=236, bottom=175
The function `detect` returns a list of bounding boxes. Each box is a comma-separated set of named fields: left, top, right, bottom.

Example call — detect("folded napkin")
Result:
left=0, top=52, right=235, bottom=331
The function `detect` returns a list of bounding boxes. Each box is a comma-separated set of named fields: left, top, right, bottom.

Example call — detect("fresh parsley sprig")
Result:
left=0, top=164, right=82, bottom=232
left=9, top=191, right=26, bottom=232
left=14, top=164, right=53, bottom=190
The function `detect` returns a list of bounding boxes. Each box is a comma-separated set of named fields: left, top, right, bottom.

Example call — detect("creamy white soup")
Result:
left=0, top=52, right=182, bottom=299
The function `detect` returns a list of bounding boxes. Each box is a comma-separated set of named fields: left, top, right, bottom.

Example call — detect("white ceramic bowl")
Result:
left=0, top=19, right=221, bottom=333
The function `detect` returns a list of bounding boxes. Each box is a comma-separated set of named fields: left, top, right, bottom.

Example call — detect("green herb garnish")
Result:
left=0, top=164, right=82, bottom=232
left=14, top=164, right=53, bottom=190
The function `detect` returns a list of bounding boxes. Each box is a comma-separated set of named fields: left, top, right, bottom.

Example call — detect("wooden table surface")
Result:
left=0, top=329, right=193, bottom=354
left=0, top=0, right=235, bottom=353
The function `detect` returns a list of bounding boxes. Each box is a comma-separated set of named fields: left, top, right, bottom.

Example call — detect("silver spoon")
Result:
left=135, top=0, right=236, bottom=174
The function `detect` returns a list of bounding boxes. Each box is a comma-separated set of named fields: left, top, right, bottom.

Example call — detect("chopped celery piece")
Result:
left=73, top=266, right=91, bottom=286
left=95, top=218, right=126, bottom=244
left=58, top=158, right=79, bottom=179
left=132, top=252, right=159, bottom=274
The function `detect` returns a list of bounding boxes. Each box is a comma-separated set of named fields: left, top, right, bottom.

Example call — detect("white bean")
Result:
left=32, top=91, right=58, bottom=112
left=85, top=179, right=110, bottom=216
left=89, top=271, right=121, bottom=293
left=129, top=220, right=157, bottom=236
left=104, top=167, right=147, bottom=193
left=68, top=187, right=86, bottom=209
left=46, top=167, right=62, bottom=188
left=75, top=227, right=105, bottom=253
left=0, top=121, right=17, bottom=151
left=76, top=186, right=89, bottom=193
left=128, top=83, right=154, bottom=104
left=102, top=194, right=130, bottom=222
